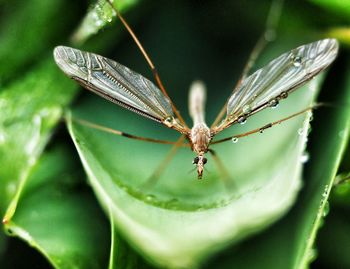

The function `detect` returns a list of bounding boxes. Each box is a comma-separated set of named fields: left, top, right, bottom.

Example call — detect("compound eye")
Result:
left=193, top=157, right=199, bottom=164
left=203, top=157, right=207, bottom=164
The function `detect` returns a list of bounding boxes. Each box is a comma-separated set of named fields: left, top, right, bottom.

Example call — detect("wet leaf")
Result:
left=3, top=146, right=110, bottom=268
left=0, top=58, right=78, bottom=219
left=67, top=43, right=323, bottom=268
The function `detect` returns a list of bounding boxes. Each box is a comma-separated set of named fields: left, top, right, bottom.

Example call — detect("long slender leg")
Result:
left=211, top=104, right=320, bottom=145
left=208, top=149, right=237, bottom=192
left=72, top=115, right=190, bottom=187
left=211, top=0, right=285, bottom=128
left=142, top=136, right=186, bottom=188
left=71, top=116, right=191, bottom=146
left=105, top=0, right=188, bottom=128
left=334, top=174, right=350, bottom=186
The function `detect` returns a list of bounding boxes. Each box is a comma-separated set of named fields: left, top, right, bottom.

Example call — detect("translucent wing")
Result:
left=216, top=39, right=338, bottom=132
left=54, top=46, right=186, bottom=132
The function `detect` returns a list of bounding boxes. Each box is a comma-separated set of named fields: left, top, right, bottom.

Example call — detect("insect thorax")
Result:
left=190, top=123, right=211, bottom=154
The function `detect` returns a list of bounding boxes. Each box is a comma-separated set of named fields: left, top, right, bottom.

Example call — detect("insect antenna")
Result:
left=211, top=103, right=322, bottom=145
left=211, top=0, right=285, bottom=128
left=105, top=0, right=188, bottom=128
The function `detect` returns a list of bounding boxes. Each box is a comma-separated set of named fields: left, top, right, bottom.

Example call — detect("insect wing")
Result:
left=54, top=46, right=177, bottom=124
left=225, top=39, right=338, bottom=125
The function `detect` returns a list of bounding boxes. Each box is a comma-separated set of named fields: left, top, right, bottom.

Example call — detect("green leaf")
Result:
left=316, top=206, right=350, bottom=268
left=0, top=0, right=80, bottom=83
left=203, top=58, right=350, bottom=269
left=309, top=0, right=350, bottom=21
left=290, top=61, right=350, bottom=269
left=108, top=210, right=152, bottom=269
left=0, top=57, right=78, bottom=219
left=71, top=0, right=140, bottom=45
left=3, top=146, right=111, bottom=268
left=67, top=43, right=323, bottom=267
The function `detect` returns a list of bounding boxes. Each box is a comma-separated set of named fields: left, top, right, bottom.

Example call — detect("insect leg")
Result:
left=71, top=116, right=190, bottom=145
left=208, top=149, right=237, bottom=192
left=334, top=174, right=350, bottom=187
left=211, top=0, right=284, bottom=128
left=211, top=104, right=320, bottom=145
left=142, top=136, right=186, bottom=188
left=105, top=0, right=188, bottom=128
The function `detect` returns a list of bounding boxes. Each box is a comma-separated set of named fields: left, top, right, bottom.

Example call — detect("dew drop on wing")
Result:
left=242, top=104, right=252, bottom=114
left=280, top=91, right=288, bottom=99
left=237, top=115, right=247, bottom=125
left=164, top=115, right=174, bottom=124
left=268, top=98, right=279, bottom=108
left=291, top=55, right=303, bottom=67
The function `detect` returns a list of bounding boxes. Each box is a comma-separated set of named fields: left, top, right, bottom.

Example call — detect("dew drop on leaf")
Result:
left=232, top=137, right=239, bottom=143
left=322, top=201, right=330, bottom=217
left=146, top=194, right=156, bottom=202
left=300, top=152, right=309, bottom=163
left=298, top=128, right=304, bottom=136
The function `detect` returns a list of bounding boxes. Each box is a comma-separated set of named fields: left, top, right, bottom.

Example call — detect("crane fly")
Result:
left=54, top=39, right=338, bottom=179
left=53, top=1, right=338, bottom=180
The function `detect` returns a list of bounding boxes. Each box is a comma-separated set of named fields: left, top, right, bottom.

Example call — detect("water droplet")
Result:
left=167, top=198, right=179, bottom=209
left=268, top=99, right=279, bottom=108
left=121, top=185, right=128, bottom=192
left=322, top=185, right=329, bottom=198
left=280, top=91, right=288, bottom=99
left=323, top=201, right=330, bottom=217
left=33, top=114, right=41, bottom=125
left=318, top=218, right=324, bottom=228
left=251, top=94, right=258, bottom=102
left=6, top=183, right=17, bottom=196
left=0, top=132, right=6, bottom=144
left=216, top=199, right=229, bottom=207
left=93, top=12, right=104, bottom=27
left=146, top=194, right=155, bottom=202
left=338, top=130, right=346, bottom=138
left=237, top=115, right=247, bottom=125
left=165, top=116, right=173, bottom=122
left=259, top=128, right=264, bottom=133
left=307, top=248, right=318, bottom=263
left=300, top=152, right=310, bottom=163
left=164, top=116, right=175, bottom=126
left=298, top=128, right=304, bottom=136
left=242, top=105, right=252, bottom=114
left=232, top=137, right=239, bottom=143
left=291, top=55, right=303, bottom=67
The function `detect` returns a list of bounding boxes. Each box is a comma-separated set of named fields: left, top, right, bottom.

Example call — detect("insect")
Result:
left=53, top=2, right=338, bottom=180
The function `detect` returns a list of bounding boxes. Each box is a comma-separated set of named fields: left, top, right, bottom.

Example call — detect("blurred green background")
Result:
left=0, top=0, right=350, bottom=268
